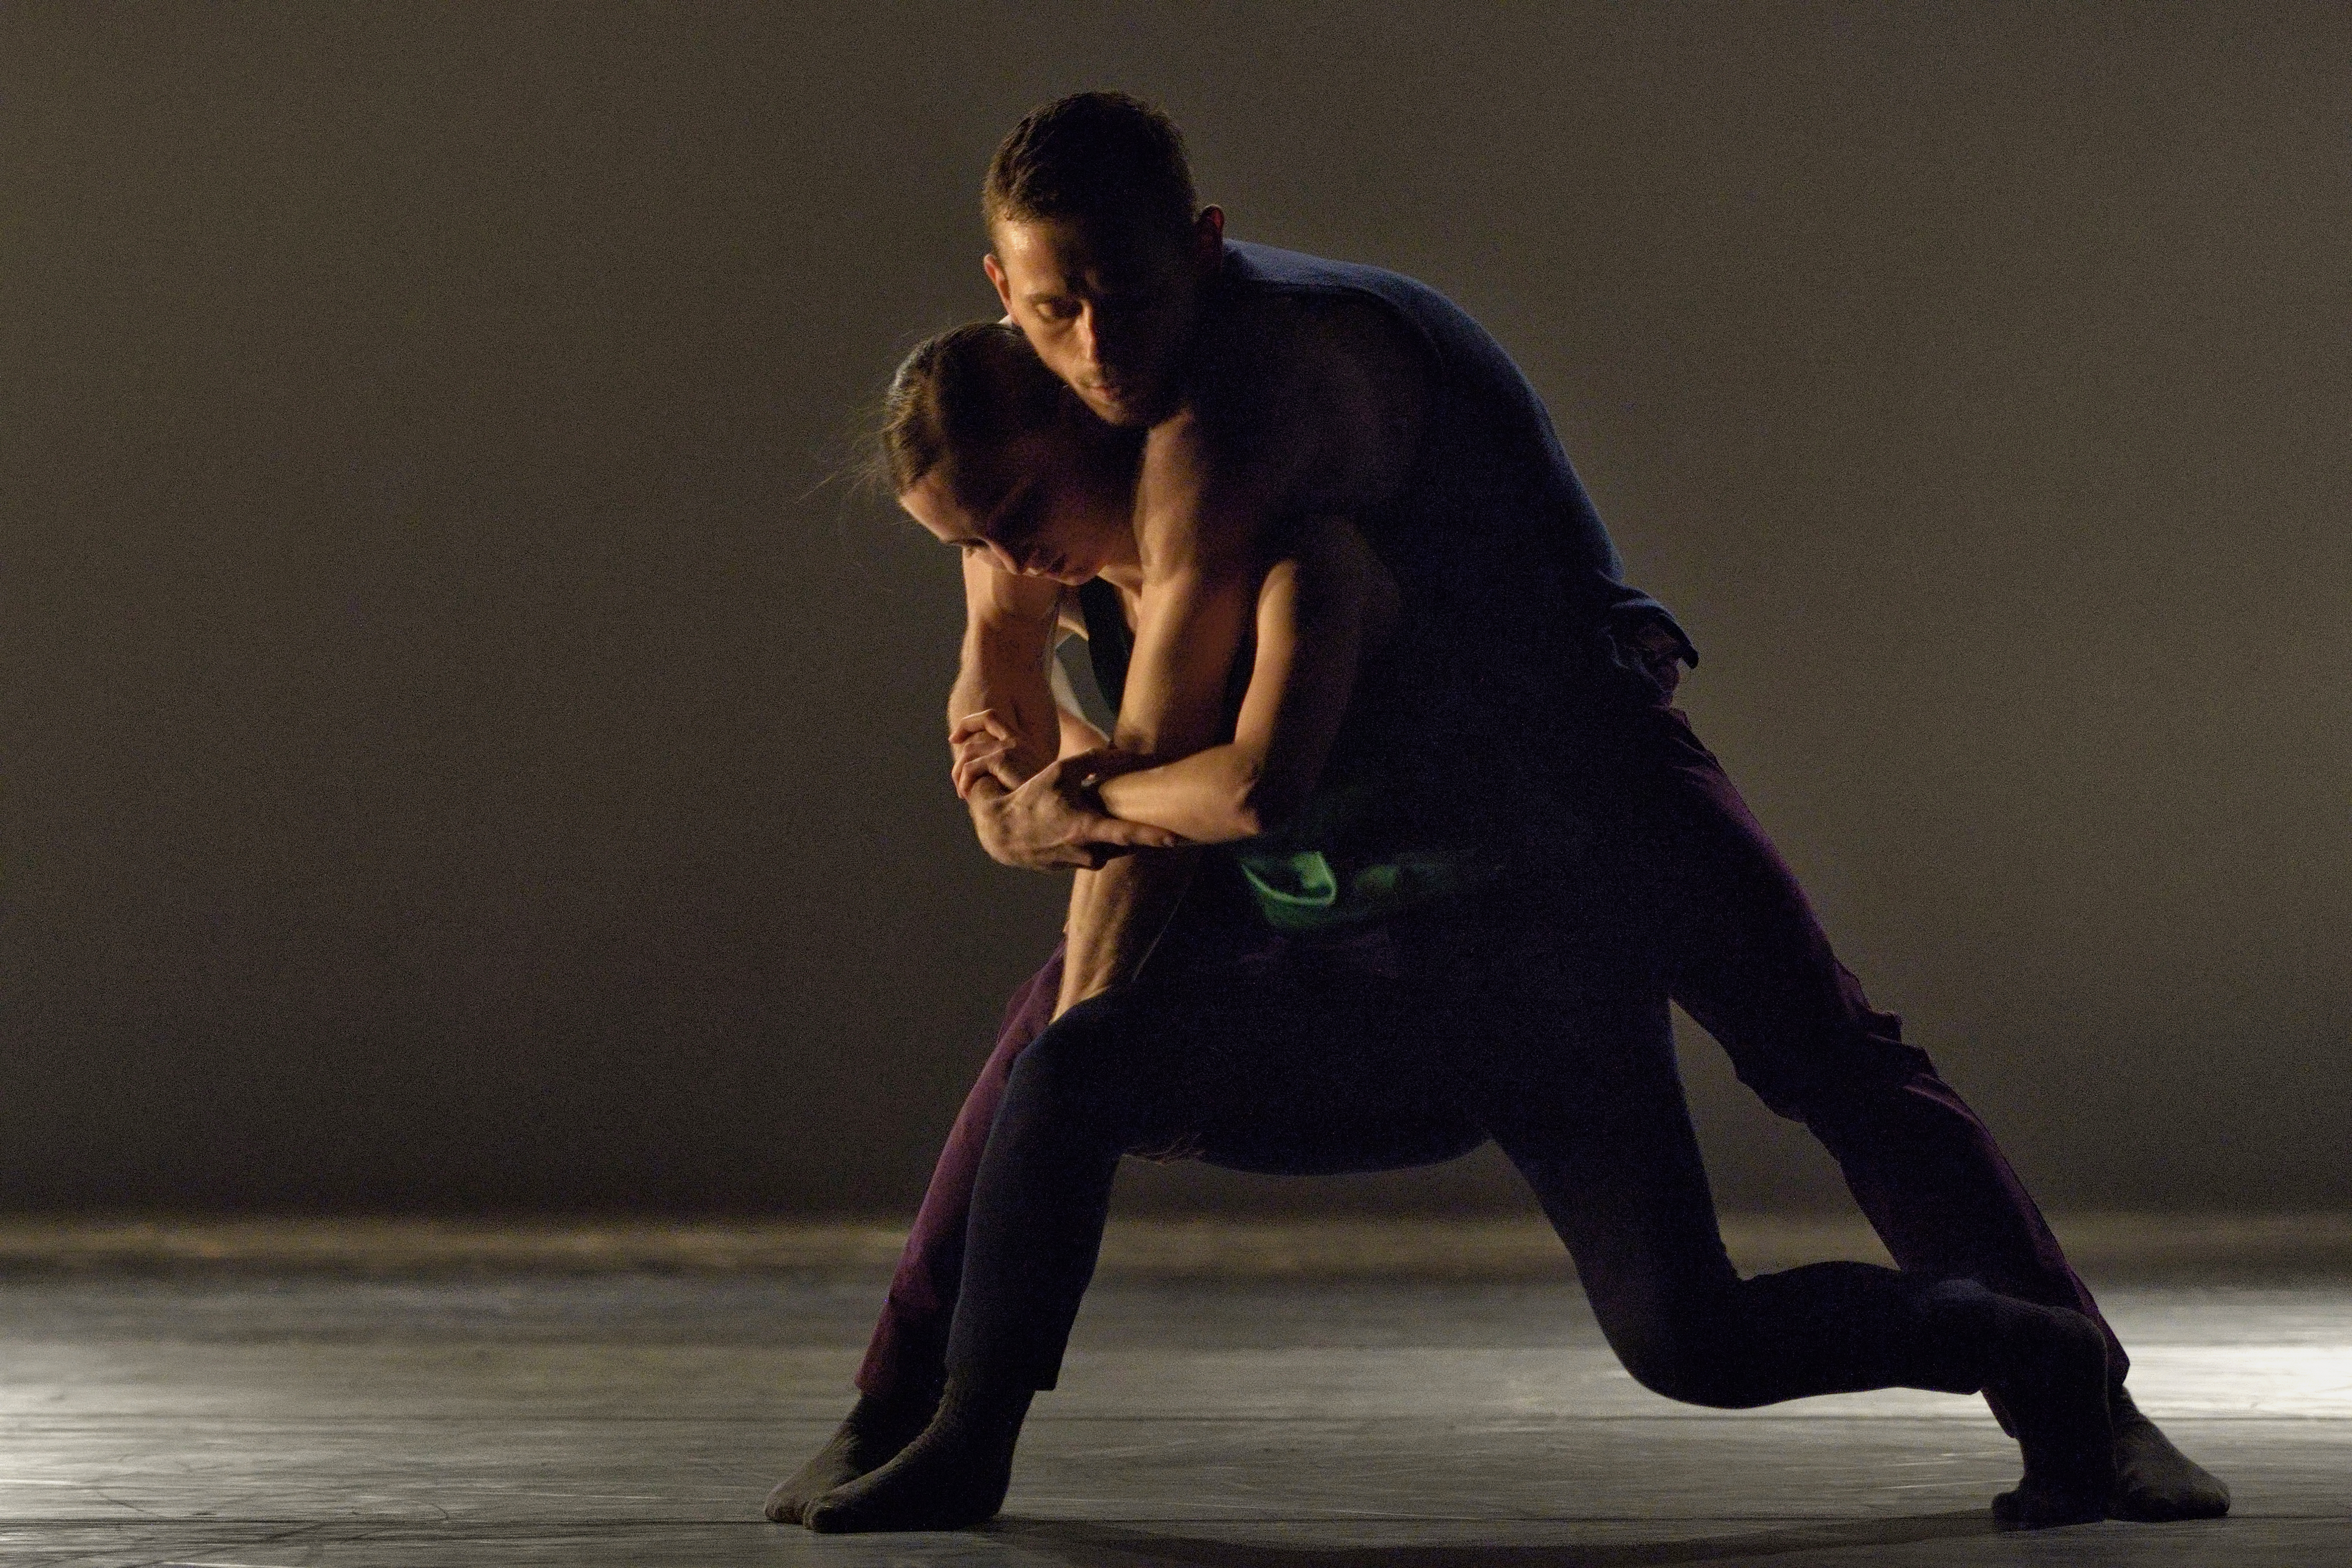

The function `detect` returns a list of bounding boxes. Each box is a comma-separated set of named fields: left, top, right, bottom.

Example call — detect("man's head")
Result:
left=982, top=92, right=1224, bottom=429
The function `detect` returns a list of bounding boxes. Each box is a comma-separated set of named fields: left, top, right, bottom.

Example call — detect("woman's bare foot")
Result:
left=803, top=1380, right=1033, bottom=1534
left=764, top=1390, right=936, bottom=1524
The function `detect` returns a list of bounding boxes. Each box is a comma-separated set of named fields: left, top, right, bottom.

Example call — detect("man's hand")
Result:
left=955, top=712, right=1182, bottom=870
left=1623, top=619, right=1689, bottom=703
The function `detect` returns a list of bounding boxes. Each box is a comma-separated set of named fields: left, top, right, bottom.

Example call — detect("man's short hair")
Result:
left=983, top=91, right=1197, bottom=240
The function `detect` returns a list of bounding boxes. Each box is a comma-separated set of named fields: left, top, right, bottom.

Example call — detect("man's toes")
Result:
left=1993, top=1480, right=2109, bottom=1530
left=2114, top=1469, right=2232, bottom=1523
left=2111, top=1397, right=2230, bottom=1521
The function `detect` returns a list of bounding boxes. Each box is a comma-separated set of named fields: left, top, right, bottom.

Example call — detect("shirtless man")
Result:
left=774, top=92, right=2225, bottom=1528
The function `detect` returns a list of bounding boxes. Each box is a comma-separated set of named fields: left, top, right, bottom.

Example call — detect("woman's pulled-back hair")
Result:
left=880, top=321, right=1066, bottom=500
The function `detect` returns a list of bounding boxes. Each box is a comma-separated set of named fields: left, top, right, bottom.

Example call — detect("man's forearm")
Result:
left=1056, top=849, right=1198, bottom=1017
left=1094, top=746, right=1264, bottom=843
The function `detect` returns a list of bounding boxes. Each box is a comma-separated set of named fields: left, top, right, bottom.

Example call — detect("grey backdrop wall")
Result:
left=3, top=4, right=2345, bottom=1214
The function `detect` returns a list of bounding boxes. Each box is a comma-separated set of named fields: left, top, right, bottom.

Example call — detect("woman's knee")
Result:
left=1003, top=997, right=1182, bottom=1132
left=1004, top=1009, right=1117, bottom=1106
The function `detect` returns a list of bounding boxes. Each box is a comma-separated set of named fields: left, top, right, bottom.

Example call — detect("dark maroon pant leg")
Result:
left=852, top=943, right=1064, bottom=1402
left=1612, top=705, right=2123, bottom=1380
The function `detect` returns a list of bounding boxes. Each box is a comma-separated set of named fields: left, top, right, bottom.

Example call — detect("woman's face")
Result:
left=899, top=426, right=1130, bottom=586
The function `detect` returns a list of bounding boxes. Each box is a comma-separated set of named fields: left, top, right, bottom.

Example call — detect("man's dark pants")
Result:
left=855, top=692, right=2119, bottom=1402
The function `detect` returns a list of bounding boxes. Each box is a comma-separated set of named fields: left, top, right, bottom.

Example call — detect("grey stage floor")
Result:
left=0, top=1223, right=2345, bottom=1567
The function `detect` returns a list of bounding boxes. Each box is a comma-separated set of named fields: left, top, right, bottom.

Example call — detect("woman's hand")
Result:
left=950, top=710, right=1025, bottom=800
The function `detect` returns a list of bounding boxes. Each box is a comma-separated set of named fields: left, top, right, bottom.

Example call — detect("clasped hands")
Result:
left=949, top=710, right=1185, bottom=871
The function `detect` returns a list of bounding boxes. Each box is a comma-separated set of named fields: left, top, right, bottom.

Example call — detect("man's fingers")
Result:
left=1089, top=817, right=1185, bottom=849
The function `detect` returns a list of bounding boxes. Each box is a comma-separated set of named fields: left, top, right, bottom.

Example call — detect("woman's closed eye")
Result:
left=990, top=483, right=1046, bottom=551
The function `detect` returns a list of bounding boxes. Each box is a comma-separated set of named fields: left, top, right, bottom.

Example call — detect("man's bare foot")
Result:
left=1979, top=1297, right=2116, bottom=1528
left=803, top=1381, right=1033, bottom=1534
left=764, top=1390, right=935, bottom=1524
left=2110, top=1386, right=2230, bottom=1521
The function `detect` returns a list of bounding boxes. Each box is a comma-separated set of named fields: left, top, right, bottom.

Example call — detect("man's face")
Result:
left=899, top=429, right=1123, bottom=587
left=985, top=207, right=1222, bottom=429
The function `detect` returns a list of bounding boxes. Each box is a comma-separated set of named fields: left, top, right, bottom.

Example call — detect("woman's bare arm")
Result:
left=949, top=550, right=1063, bottom=777
left=952, top=553, right=1179, bottom=868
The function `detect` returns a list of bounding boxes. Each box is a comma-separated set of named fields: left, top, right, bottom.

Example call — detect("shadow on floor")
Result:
left=995, top=1510, right=2006, bottom=1568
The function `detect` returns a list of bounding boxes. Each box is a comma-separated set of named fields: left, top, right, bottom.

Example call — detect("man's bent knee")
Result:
left=1606, top=1312, right=1771, bottom=1410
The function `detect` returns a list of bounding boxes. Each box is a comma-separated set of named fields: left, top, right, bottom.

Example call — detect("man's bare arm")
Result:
left=1050, top=408, right=1269, bottom=1014
left=1095, top=517, right=1391, bottom=842
left=1112, top=408, right=1268, bottom=758
left=1055, top=299, right=1427, bottom=1011
left=1112, top=296, right=1422, bottom=762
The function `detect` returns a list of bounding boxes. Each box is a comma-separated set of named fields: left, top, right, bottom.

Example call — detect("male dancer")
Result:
left=796, top=321, right=2126, bottom=1535
left=774, top=92, right=2224, bottom=1526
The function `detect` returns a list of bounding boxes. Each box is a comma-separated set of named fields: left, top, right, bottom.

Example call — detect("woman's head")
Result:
left=883, top=321, right=1135, bottom=585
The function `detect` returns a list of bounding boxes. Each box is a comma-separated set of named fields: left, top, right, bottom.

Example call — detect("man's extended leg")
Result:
left=1443, top=907, right=2118, bottom=1527
left=1582, top=694, right=2226, bottom=1519
left=764, top=943, right=1063, bottom=1524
